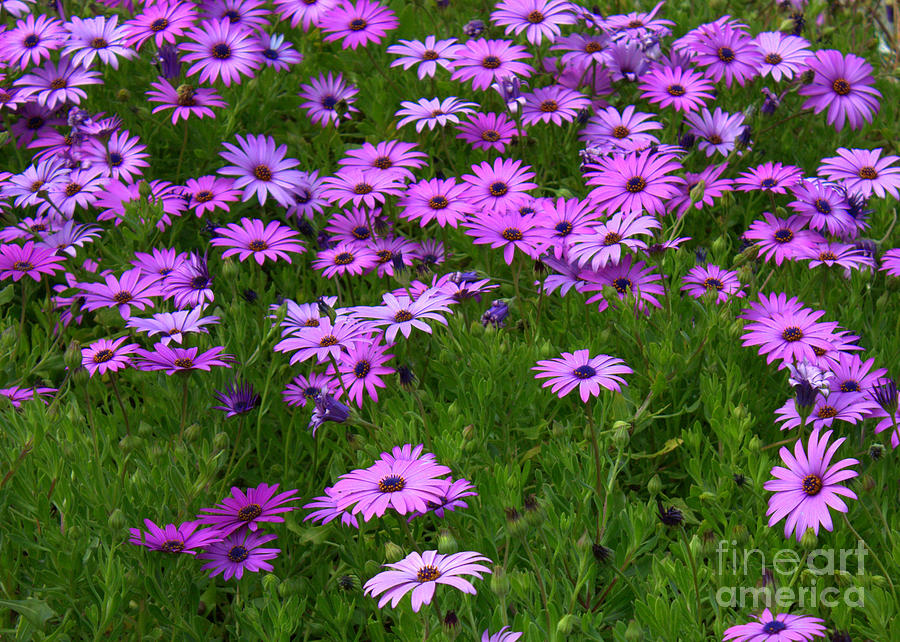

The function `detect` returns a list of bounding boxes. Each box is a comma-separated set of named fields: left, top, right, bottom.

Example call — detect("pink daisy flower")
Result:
left=638, top=65, right=715, bottom=113
left=579, top=105, right=662, bottom=150
left=1, top=14, right=67, bottom=69
left=680, top=264, right=745, bottom=304
left=395, top=97, right=478, bottom=133
left=182, top=175, right=241, bottom=217
left=520, top=85, right=590, bottom=126
left=743, top=212, right=819, bottom=266
left=584, top=148, right=684, bottom=216
left=211, top=218, right=306, bottom=265
left=197, top=530, right=280, bottom=581
left=740, top=299, right=839, bottom=367
left=387, top=36, right=461, bottom=79
left=532, top=349, right=632, bottom=401
left=126, top=308, right=220, bottom=345
left=62, top=15, right=136, bottom=70
left=455, top=111, right=522, bottom=153
left=320, top=169, right=404, bottom=209
left=13, top=57, right=102, bottom=110
left=787, top=178, right=854, bottom=236
left=684, top=107, right=745, bottom=157
left=581, top=256, right=666, bottom=314
left=881, top=248, right=900, bottom=277
left=330, top=340, right=395, bottom=407
left=0, top=241, right=66, bottom=282
left=283, top=372, right=337, bottom=408
left=273, top=317, right=369, bottom=365
left=180, top=19, right=262, bottom=87
left=81, top=336, right=139, bottom=377
left=352, top=292, right=452, bottom=343
left=490, top=0, right=576, bottom=45
left=691, top=24, right=760, bottom=87
left=817, top=147, right=900, bottom=200
left=734, top=161, right=803, bottom=194
left=449, top=38, right=534, bottom=91
left=79, top=267, right=162, bottom=319
left=464, top=210, right=553, bottom=265
left=197, top=484, right=300, bottom=536
left=753, top=31, right=811, bottom=81
left=311, top=242, right=379, bottom=279
left=460, top=157, right=538, bottom=214
left=274, top=0, right=339, bottom=31
left=567, top=212, right=659, bottom=270
left=126, top=0, right=197, bottom=50
left=298, top=72, right=360, bottom=128
left=218, top=134, right=303, bottom=207
left=798, top=49, right=881, bottom=132
left=319, top=0, right=399, bottom=50
left=338, top=140, right=427, bottom=182
left=134, top=343, right=233, bottom=375
left=146, top=78, right=227, bottom=125
left=128, top=519, right=222, bottom=555
left=397, top=177, right=470, bottom=229
left=723, top=609, right=826, bottom=641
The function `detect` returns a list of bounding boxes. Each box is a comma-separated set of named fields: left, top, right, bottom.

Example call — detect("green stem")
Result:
left=679, top=526, right=703, bottom=629
left=109, top=372, right=131, bottom=435
left=841, top=512, right=898, bottom=606
left=175, top=119, right=188, bottom=181
left=522, top=536, right=552, bottom=639
left=220, top=414, right=246, bottom=488
left=179, top=376, right=189, bottom=438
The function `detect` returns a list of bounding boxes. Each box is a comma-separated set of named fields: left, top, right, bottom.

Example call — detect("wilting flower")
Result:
left=532, top=350, right=632, bottom=401
left=309, top=390, right=352, bottom=435
left=723, top=609, right=826, bottom=641
left=128, top=519, right=222, bottom=554
left=197, top=530, right=280, bottom=580
left=213, top=380, right=261, bottom=417
left=197, top=484, right=299, bottom=535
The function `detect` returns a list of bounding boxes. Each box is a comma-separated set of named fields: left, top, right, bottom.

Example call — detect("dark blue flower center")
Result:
left=762, top=620, right=787, bottom=634
left=625, top=177, right=646, bottom=193
left=761, top=178, right=778, bottom=188
left=150, top=18, right=169, bottom=31
left=429, top=195, right=448, bottom=209
left=666, top=84, right=685, bottom=96
left=161, top=540, right=184, bottom=553
left=263, top=48, right=278, bottom=60
left=212, top=43, right=231, bottom=59
left=191, top=276, right=210, bottom=289
left=613, top=277, right=631, bottom=294
left=416, top=565, right=441, bottom=582
left=840, top=380, right=860, bottom=393
left=349, top=18, right=367, bottom=30
left=801, top=474, right=822, bottom=496
left=482, top=55, right=501, bottom=69
left=717, top=47, right=735, bottom=62
left=489, top=181, right=508, bottom=197
left=109, top=152, right=123, bottom=167
left=781, top=326, right=803, bottom=342
left=774, top=228, right=793, bottom=243
left=354, top=361, right=371, bottom=378
left=249, top=240, right=268, bottom=251
left=502, top=227, right=523, bottom=241
left=378, top=475, right=406, bottom=493
left=703, top=278, right=724, bottom=290
left=238, top=504, right=262, bottom=521
left=573, top=365, right=596, bottom=379
left=555, top=221, right=573, bottom=235
left=322, top=95, right=338, bottom=109
left=813, top=198, right=831, bottom=215
left=224, top=10, right=240, bottom=22
left=227, top=545, right=249, bottom=563
left=23, top=34, right=39, bottom=47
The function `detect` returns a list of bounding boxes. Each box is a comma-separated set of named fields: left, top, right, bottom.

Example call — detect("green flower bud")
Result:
left=116, top=88, right=131, bottom=102
left=438, top=529, right=458, bottom=554
left=490, top=565, right=509, bottom=597
left=859, top=474, right=875, bottom=493
left=504, top=507, right=526, bottom=536
left=221, top=258, right=240, bottom=281
left=624, top=619, right=643, bottom=641
left=834, top=570, right=852, bottom=587
left=689, top=180, right=706, bottom=205
left=384, top=541, right=404, bottom=562
left=800, top=528, right=817, bottom=550
left=336, top=574, right=359, bottom=593
left=747, top=436, right=760, bottom=454
left=612, top=422, right=630, bottom=448
left=119, top=434, right=142, bottom=454
left=213, top=431, right=229, bottom=451
left=64, top=340, right=82, bottom=370
left=183, top=423, right=202, bottom=442
left=647, top=475, right=662, bottom=497
left=871, top=575, right=889, bottom=588
left=799, top=569, right=815, bottom=585
left=108, top=508, right=127, bottom=531
left=556, top=614, right=578, bottom=635
left=442, top=611, right=460, bottom=638
left=262, top=573, right=280, bottom=593
left=523, top=494, right=543, bottom=526
left=138, top=421, right=154, bottom=437
left=774, top=206, right=787, bottom=218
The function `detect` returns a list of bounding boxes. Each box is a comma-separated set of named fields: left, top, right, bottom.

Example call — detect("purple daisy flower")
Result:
left=483, top=627, right=523, bottom=642
left=743, top=212, right=819, bottom=266
left=787, top=178, right=854, bottom=236
left=126, top=308, right=220, bottom=345
left=532, top=349, right=632, bottom=401
left=198, top=530, right=280, bottom=581
left=723, top=609, right=826, bottom=641
left=579, top=105, right=662, bottom=150
left=536, top=196, right=602, bottom=258
left=740, top=299, right=839, bottom=367
left=455, top=112, right=521, bottom=153
left=320, top=169, right=404, bottom=209
left=218, top=134, right=303, bottom=207
left=684, top=107, right=745, bottom=157
left=338, top=140, right=427, bottom=182
left=182, top=175, right=241, bottom=216
left=0, top=241, right=66, bottom=282
left=881, top=248, right=900, bottom=277
left=803, top=241, right=875, bottom=272
left=83, top=130, right=150, bottom=183
left=464, top=210, right=552, bottom=265
left=638, top=65, right=715, bottom=113
left=81, top=337, right=139, bottom=377
left=131, top=247, right=187, bottom=282
left=551, top=33, right=607, bottom=69
left=14, top=57, right=103, bottom=110
left=775, top=391, right=878, bottom=432
left=319, top=0, right=398, bottom=50
left=126, top=0, right=197, bottom=50
left=667, top=162, right=733, bottom=217
left=398, top=177, right=470, bottom=228
left=0, top=385, right=57, bottom=408
left=691, top=24, right=760, bottom=87
left=283, top=372, right=337, bottom=408
left=258, top=33, right=303, bottom=71
left=520, top=85, right=590, bottom=126
left=273, top=317, right=369, bottom=365
left=202, top=0, right=270, bottom=33
left=36, top=221, right=102, bottom=257
left=303, top=486, right=358, bottom=527
left=128, top=519, right=222, bottom=555
left=817, top=147, right=900, bottom=200
left=212, top=380, right=260, bottom=417
left=62, top=15, right=136, bottom=70
left=460, top=157, right=538, bottom=214
left=449, top=38, right=534, bottom=91
left=602, top=2, right=673, bottom=37
left=490, top=0, right=576, bottom=45
left=273, top=0, right=339, bottom=30
left=198, top=484, right=299, bottom=536
left=134, top=343, right=233, bottom=375
left=568, top=212, right=659, bottom=270
left=764, top=429, right=858, bottom=541
left=352, top=292, right=451, bottom=343
left=735, top=161, right=803, bottom=194
left=409, top=478, right=477, bottom=520
left=798, top=49, right=881, bottom=131
left=298, top=72, right=360, bottom=128
left=286, top=170, right=329, bottom=220
left=585, top=148, right=684, bottom=216
left=311, top=242, right=379, bottom=279
left=581, top=256, right=666, bottom=314
left=330, top=339, right=395, bottom=407
left=79, top=267, right=162, bottom=319
left=211, top=218, right=306, bottom=265
left=829, top=353, right=887, bottom=396
left=364, top=550, right=491, bottom=612
left=395, top=97, right=478, bottom=133
left=180, top=19, right=262, bottom=87
left=680, top=264, right=745, bottom=304
left=147, top=78, right=227, bottom=125
left=324, top=207, right=383, bottom=245
left=1, top=13, right=67, bottom=69
left=753, top=31, right=811, bottom=81
left=387, top=36, right=461, bottom=79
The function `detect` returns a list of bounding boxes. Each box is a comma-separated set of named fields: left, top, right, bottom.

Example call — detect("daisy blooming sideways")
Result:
left=126, top=308, right=220, bottom=345
left=79, top=267, right=162, bottom=319
left=460, top=157, right=538, bottom=213
left=274, top=0, right=338, bottom=30
left=735, top=161, right=803, bottom=194
left=764, top=429, right=858, bottom=541
left=198, top=530, right=280, bottom=581
left=319, top=0, right=399, bottom=50
left=723, top=609, right=826, bottom=641
left=134, top=343, right=233, bottom=375
left=352, top=292, right=451, bottom=343
left=387, top=36, right=461, bottom=79
left=364, top=550, right=491, bottom=612
left=520, top=85, right=590, bottom=126
left=13, top=57, right=102, bottom=110
left=449, top=38, right=534, bottom=91
left=180, top=19, right=262, bottom=87
left=409, top=477, right=477, bottom=520
left=774, top=392, right=877, bottom=432
left=302, top=487, right=358, bottom=527
left=283, top=372, right=337, bottom=408
left=483, top=627, right=523, bottom=642
left=0, top=241, right=66, bottom=282
left=532, top=350, right=631, bottom=401
left=817, top=148, right=900, bottom=200
left=584, top=149, right=684, bottom=216
left=740, top=300, right=838, bottom=367
left=490, top=0, right=576, bottom=45
left=128, top=519, right=222, bottom=554
left=680, top=264, right=744, bottom=304
left=0, top=386, right=57, bottom=408
left=212, top=380, right=261, bottom=417
left=218, top=134, right=303, bottom=207
left=273, top=317, right=369, bottom=365
left=787, top=178, right=853, bottom=236
left=81, top=337, right=139, bottom=377
left=804, top=241, right=875, bottom=272
left=197, top=484, right=300, bottom=536
left=456, top=112, right=521, bottom=153
left=298, top=72, right=359, bottom=128
left=798, top=50, right=881, bottom=131
left=882, top=248, right=900, bottom=277
left=567, top=212, right=659, bottom=270
left=320, top=169, right=404, bottom=209
left=147, top=79, right=227, bottom=125
left=753, top=31, right=812, bottom=81
left=395, top=97, right=478, bottom=133
left=579, top=106, right=662, bottom=149
left=211, top=218, right=306, bottom=265
left=397, top=177, right=471, bottom=228
left=464, top=211, right=553, bottom=265
left=638, top=65, right=715, bottom=113
left=743, top=212, right=819, bottom=266
left=338, top=140, right=427, bottom=182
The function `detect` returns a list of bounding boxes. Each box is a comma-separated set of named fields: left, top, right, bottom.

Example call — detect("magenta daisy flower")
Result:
left=775, top=392, right=877, bottom=432
left=79, top=267, right=162, bottom=319
left=147, top=78, right=227, bottom=125
left=491, top=0, right=576, bottom=45
left=217, top=134, right=303, bottom=207
left=532, top=350, right=632, bottom=401
left=449, top=38, right=534, bottom=91
left=409, top=478, right=477, bottom=520
left=298, top=72, right=360, bottom=128
left=128, top=519, right=222, bottom=555
left=331, top=340, right=395, bottom=407
left=1, top=13, right=67, bottom=69
left=460, top=157, right=537, bottom=214
left=764, top=429, right=858, bottom=541
left=743, top=212, right=818, bottom=266
left=798, top=49, right=881, bottom=131
left=198, top=530, right=280, bottom=581
left=183, top=175, right=241, bottom=216
left=324, top=207, right=383, bottom=245
left=830, top=353, right=887, bottom=396
left=126, top=0, right=197, bottom=50
left=568, top=212, right=659, bottom=270
left=81, top=337, right=139, bottom=377
left=387, top=36, right=461, bottom=79
left=338, top=140, right=427, bottom=182
left=735, top=161, right=802, bottom=194
left=723, top=609, right=826, bottom=641
left=198, top=484, right=299, bottom=536
left=579, top=105, right=662, bottom=150
left=684, top=107, right=745, bottom=157
left=464, top=211, right=552, bottom=265
left=202, top=0, right=270, bottom=32
left=585, top=148, right=684, bottom=216
left=680, top=264, right=744, bottom=304
left=691, top=24, right=760, bottom=87
left=180, top=19, right=262, bottom=87
left=211, top=218, right=306, bottom=265
left=536, top=196, right=602, bottom=258
left=520, top=85, right=590, bottom=126
left=0, top=241, right=66, bottom=282
left=274, top=0, right=339, bottom=30
left=638, top=65, right=715, bottom=113
left=83, top=130, right=150, bottom=183
left=273, top=317, right=369, bottom=364
left=303, top=486, right=358, bottom=527
left=395, top=97, right=478, bottom=133
left=14, top=57, right=102, bottom=110
left=62, top=15, right=136, bottom=70
left=131, top=247, right=187, bottom=282
left=321, top=170, right=404, bottom=209
left=753, top=32, right=811, bottom=81
left=397, top=178, right=470, bottom=228
left=602, top=2, right=673, bottom=37
left=283, top=372, right=337, bottom=408
left=353, top=292, right=451, bottom=343
left=740, top=299, right=839, bottom=367
left=286, top=170, right=329, bottom=220
left=48, top=167, right=107, bottom=217
left=135, top=343, right=233, bottom=375
left=364, top=550, right=491, bottom=612
left=817, top=147, right=900, bottom=200
left=126, top=308, right=220, bottom=345
left=804, top=241, right=875, bottom=272
left=581, top=256, right=666, bottom=314
left=456, top=112, right=521, bottom=153
left=787, top=178, right=853, bottom=236
left=311, top=242, right=379, bottom=279
left=0, top=385, right=56, bottom=408
left=881, top=248, right=900, bottom=277
left=319, top=0, right=398, bottom=50
left=482, top=627, right=523, bottom=642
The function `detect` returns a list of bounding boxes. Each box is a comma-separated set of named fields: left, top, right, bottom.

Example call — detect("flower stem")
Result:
left=679, top=526, right=703, bottom=629
left=109, top=372, right=131, bottom=435
left=522, top=536, right=552, bottom=639
left=221, top=414, right=246, bottom=488
left=841, top=512, right=898, bottom=606
left=179, top=376, right=189, bottom=438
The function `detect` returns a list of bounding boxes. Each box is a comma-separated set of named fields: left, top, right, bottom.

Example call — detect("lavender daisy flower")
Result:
left=740, top=300, right=838, bottom=367
left=691, top=24, right=760, bottom=87
left=311, top=242, right=379, bottom=279
left=81, top=337, right=139, bottom=377
left=302, top=486, right=358, bottom=527
left=602, top=1, right=673, bottom=37
left=48, top=167, right=108, bottom=217
left=490, top=0, right=576, bottom=45
left=680, top=264, right=745, bottom=304
left=532, top=349, right=632, bottom=401
left=787, top=178, right=853, bottom=236
left=79, top=267, right=162, bottom=319
left=202, top=0, right=270, bottom=32
left=128, top=519, right=222, bottom=554
left=638, top=65, right=715, bottom=113
left=460, top=157, right=538, bottom=213
left=62, top=15, right=136, bottom=69
left=817, top=148, right=900, bottom=200
left=449, top=38, right=534, bottom=91
left=753, top=32, right=811, bottom=81
left=338, top=140, right=427, bottom=182
left=520, top=85, right=590, bottom=126
left=483, top=627, right=523, bottom=642
left=723, top=609, right=826, bottom=641
left=198, top=484, right=299, bottom=535
left=0, top=241, right=66, bottom=282
left=319, top=0, right=398, bottom=49
left=36, top=221, right=102, bottom=257
left=1, top=13, right=67, bottom=69
left=14, top=57, right=102, bottom=110
left=603, top=39, right=651, bottom=82
left=83, top=130, right=150, bottom=183
left=126, top=0, right=197, bottom=50
left=387, top=36, right=461, bottom=79
left=298, top=72, right=360, bottom=128
left=568, top=212, right=659, bottom=270
left=798, top=49, right=881, bottom=131
left=147, top=79, right=227, bottom=125
left=273, top=0, right=338, bottom=30
left=764, top=429, right=857, bottom=541
left=182, top=175, right=241, bottom=217
left=134, top=343, right=233, bottom=375
left=395, top=97, right=478, bottom=133
left=452, top=112, right=519, bottom=153
left=198, top=530, right=280, bottom=581
left=684, top=107, right=745, bottom=157
left=324, top=207, right=382, bottom=245
left=584, top=148, right=684, bottom=216
left=829, top=353, right=886, bottom=397
left=273, top=317, right=369, bottom=364
left=409, top=478, right=477, bottom=520
left=218, top=134, right=303, bottom=207
left=320, top=169, right=404, bottom=209
left=398, top=177, right=470, bottom=228
left=743, top=212, right=819, bottom=266
left=162, top=253, right=214, bottom=309
left=579, top=105, right=662, bottom=149
left=464, top=211, right=553, bottom=265
left=536, top=196, right=602, bottom=258
left=581, top=256, right=666, bottom=314
left=363, top=550, right=491, bottom=612
left=804, top=241, right=875, bottom=272
left=283, top=372, right=336, bottom=408
left=211, top=218, right=306, bottom=265
left=881, top=248, right=900, bottom=277
left=258, top=33, right=303, bottom=71
left=286, top=171, right=329, bottom=220
left=126, top=308, right=220, bottom=345
left=0, top=385, right=57, bottom=408
left=180, top=19, right=262, bottom=87
left=352, top=292, right=451, bottom=343
left=330, top=340, right=395, bottom=407
left=212, top=380, right=260, bottom=418
left=775, top=391, right=877, bottom=431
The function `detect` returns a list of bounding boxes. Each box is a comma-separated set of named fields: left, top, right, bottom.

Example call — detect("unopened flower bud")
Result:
left=108, top=508, right=127, bottom=530
left=261, top=573, right=280, bottom=592
left=868, top=443, right=884, bottom=461
left=438, top=529, right=458, bottom=554
left=442, top=611, right=460, bottom=637
left=592, top=542, right=612, bottom=563
left=64, top=340, right=82, bottom=370
left=336, top=574, right=359, bottom=592
left=504, top=507, right=526, bottom=535
left=213, top=431, right=229, bottom=451
left=800, top=528, right=817, bottom=550
left=183, top=423, right=202, bottom=442
left=556, top=614, right=578, bottom=636
left=490, top=565, right=509, bottom=597
left=384, top=541, right=404, bottom=562
left=624, top=619, right=642, bottom=641
left=647, top=474, right=662, bottom=497
left=834, top=570, right=852, bottom=588
left=689, top=180, right=706, bottom=205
